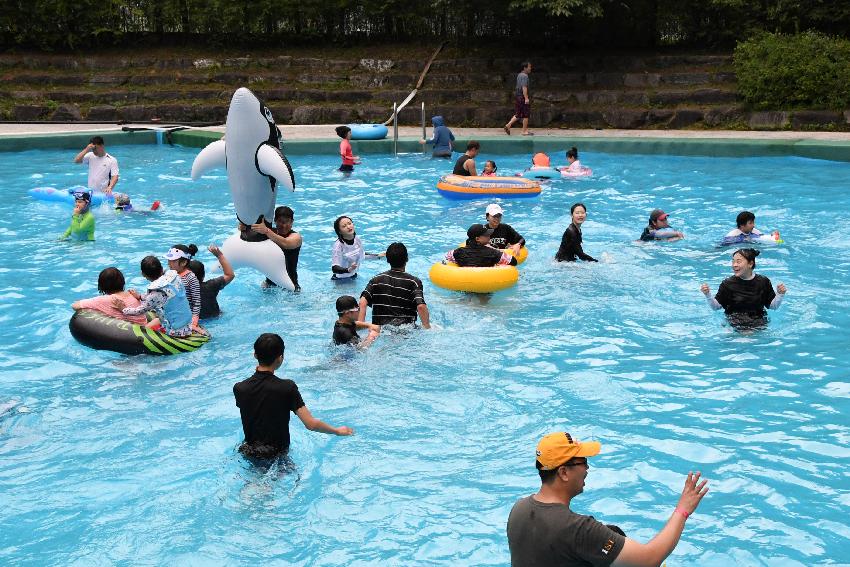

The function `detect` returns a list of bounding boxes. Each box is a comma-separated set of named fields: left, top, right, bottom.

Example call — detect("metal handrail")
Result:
left=392, top=102, right=398, bottom=156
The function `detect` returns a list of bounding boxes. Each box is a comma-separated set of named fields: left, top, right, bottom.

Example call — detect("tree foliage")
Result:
left=1, top=0, right=850, bottom=50
left=735, top=32, right=850, bottom=110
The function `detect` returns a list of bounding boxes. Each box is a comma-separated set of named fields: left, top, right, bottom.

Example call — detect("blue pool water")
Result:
left=2, top=143, right=849, bottom=565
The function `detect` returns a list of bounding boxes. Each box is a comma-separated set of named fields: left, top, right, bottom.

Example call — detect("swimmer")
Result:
left=113, top=256, right=194, bottom=337
left=188, top=244, right=235, bottom=320
left=555, top=203, right=597, bottom=262
left=165, top=244, right=205, bottom=333
left=452, top=141, right=479, bottom=176
left=485, top=203, right=525, bottom=256
left=332, top=295, right=380, bottom=348
left=446, top=224, right=518, bottom=267
left=331, top=215, right=384, bottom=282
left=419, top=115, right=455, bottom=158
left=335, top=125, right=360, bottom=175
left=73, top=135, right=119, bottom=194
left=559, top=146, right=584, bottom=174
left=531, top=152, right=551, bottom=168
left=639, top=209, right=684, bottom=242
left=233, top=333, right=354, bottom=461
left=113, top=193, right=160, bottom=213
left=72, top=267, right=146, bottom=324
left=481, top=160, right=498, bottom=176
left=700, top=248, right=787, bottom=330
left=252, top=205, right=302, bottom=292
left=61, top=190, right=95, bottom=241
left=721, top=211, right=764, bottom=246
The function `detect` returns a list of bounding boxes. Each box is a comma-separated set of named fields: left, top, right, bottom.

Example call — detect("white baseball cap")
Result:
left=486, top=203, right=504, bottom=216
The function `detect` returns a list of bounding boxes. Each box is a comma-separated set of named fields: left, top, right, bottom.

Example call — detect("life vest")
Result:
left=148, top=270, right=192, bottom=331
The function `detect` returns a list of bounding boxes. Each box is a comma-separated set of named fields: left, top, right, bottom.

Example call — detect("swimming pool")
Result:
left=2, top=143, right=849, bottom=565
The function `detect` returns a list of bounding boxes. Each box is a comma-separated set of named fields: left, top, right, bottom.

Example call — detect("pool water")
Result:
left=1, top=143, right=849, bottom=565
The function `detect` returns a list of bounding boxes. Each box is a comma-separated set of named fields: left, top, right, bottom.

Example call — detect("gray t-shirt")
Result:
left=507, top=496, right=625, bottom=567
left=515, top=72, right=530, bottom=97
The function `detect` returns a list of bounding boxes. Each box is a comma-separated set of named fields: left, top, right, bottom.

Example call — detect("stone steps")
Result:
left=14, top=51, right=836, bottom=130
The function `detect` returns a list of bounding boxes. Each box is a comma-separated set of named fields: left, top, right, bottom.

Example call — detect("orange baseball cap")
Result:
left=535, top=432, right=601, bottom=470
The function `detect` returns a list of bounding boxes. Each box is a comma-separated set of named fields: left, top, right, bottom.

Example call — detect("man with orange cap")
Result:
left=507, top=432, right=708, bottom=567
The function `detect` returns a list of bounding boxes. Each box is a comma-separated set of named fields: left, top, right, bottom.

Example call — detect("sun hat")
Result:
left=164, top=248, right=191, bottom=261
left=486, top=203, right=504, bottom=216
left=467, top=223, right=494, bottom=239
left=536, top=432, right=601, bottom=470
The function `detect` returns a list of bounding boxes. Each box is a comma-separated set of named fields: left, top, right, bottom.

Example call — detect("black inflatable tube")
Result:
left=69, top=309, right=209, bottom=356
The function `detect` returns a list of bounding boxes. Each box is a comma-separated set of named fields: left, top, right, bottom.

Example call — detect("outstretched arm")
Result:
left=295, top=406, right=353, bottom=436
left=613, top=472, right=709, bottom=567
left=209, top=244, right=235, bottom=284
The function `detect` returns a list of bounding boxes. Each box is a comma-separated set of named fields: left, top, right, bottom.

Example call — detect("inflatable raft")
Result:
left=436, top=175, right=541, bottom=200
left=69, top=309, right=209, bottom=356
left=30, top=186, right=113, bottom=207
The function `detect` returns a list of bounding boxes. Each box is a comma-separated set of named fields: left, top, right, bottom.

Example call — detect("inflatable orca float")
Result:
left=191, top=87, right=297, bottom=290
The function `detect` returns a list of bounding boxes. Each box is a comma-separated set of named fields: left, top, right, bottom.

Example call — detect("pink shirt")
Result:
left=340, top=139, right=356, bottom=166
left=76, top=292, right=147, bottom=324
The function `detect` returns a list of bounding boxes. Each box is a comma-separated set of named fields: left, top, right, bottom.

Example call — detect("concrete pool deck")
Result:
left=3, top=123, right=850, bottom=161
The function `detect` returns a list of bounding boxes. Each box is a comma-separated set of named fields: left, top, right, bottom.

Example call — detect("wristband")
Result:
left=674, top=507, right=690, bottom=520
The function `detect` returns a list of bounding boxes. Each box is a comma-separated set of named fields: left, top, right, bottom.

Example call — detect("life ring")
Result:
left=69, top=309, right=210, bottom=356
left=29, top=186, right=113, bottom=206
left=349, top=124, right=389, bottom=140
left=521, top=167, right=560, bottom=180
left=457, top=243, right=529, bottom=265
left=561, top=167, right=593, bottom=178
left=429, top=261, right=519, bottom=293
left=436, top=175, right=541, bottom=200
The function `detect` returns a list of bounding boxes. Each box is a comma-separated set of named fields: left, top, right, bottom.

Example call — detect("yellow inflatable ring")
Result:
left=456, top=243, right=529, bottom=265
left=429, top=261, right=519, bottom=293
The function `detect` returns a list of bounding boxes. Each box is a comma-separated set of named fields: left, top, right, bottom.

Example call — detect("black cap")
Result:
left=335, top=295, right=359, bottom=314
left=72, top=190, right=91, bottom=202
left=467, top=223, right=494, bottom=239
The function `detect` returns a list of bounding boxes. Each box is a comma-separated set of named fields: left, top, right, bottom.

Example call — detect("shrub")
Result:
left=734, top=31, right=850, bottom=110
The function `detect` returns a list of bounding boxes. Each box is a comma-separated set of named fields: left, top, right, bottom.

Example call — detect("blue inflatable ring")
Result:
left=348, top=124, right=389, bottom=140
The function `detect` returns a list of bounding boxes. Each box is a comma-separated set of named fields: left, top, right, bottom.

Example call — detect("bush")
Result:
left=734, top=31, right=850, bottom=110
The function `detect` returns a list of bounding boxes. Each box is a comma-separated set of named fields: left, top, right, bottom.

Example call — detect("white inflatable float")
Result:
left=191, top=87, right=297, bottom=290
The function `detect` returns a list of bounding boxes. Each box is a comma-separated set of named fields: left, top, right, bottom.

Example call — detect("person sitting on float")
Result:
left=71, top=267, right=147, bottom=324
left=559, top=146, right=585, bottom=174
left=481, top=160, right=498, bottom=176
left=530, top=152, right=551, bottom=169
left=61, top=190, right=95, bottom=241
left=485, top=203, right=525, bottom=256
left=445, top=224, right=518, bottom=267
left=112, top=255, right=195, bottom=337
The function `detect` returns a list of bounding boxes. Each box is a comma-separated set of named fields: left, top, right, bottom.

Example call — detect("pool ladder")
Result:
left=391, top=101, right=426, bottom=156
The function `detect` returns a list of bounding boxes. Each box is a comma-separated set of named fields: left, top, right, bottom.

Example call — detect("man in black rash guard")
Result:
left=701, top=248, right=787, bottom=330
left=233, top=333, right=353, bottom=461
left=485, top=203, right=525, bottom=255
left=555, top=202, right=597, bottom=262
left=452, top=140, right=480, bottom=176
left=252, top=206, right=302, bottom=292
left=446, top=224, right=518, bottom=267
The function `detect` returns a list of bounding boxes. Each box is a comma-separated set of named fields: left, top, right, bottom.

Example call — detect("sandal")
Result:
left=503, top=126, right=511, bottom=135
